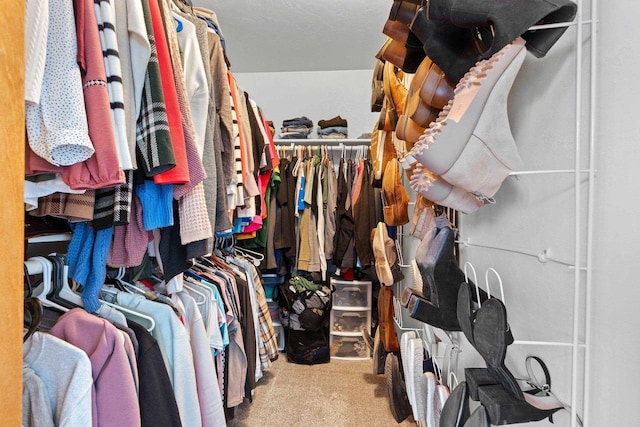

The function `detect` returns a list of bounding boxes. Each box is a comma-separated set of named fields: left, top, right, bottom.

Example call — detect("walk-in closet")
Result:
left=4, top=0, right=640, bottom=426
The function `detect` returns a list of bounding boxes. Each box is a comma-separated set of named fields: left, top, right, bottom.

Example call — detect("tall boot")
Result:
left=410, top=5, right=493, bottom=82
left=428, top=0, right=578, bottom=59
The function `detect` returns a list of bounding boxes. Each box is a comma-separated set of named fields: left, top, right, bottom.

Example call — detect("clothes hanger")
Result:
left=27, top=257, right=69, bottom=313
left=24, top=264, right=33, bottom=298
left=121, top=280, right=150, bottom=296
left=182, top=282, right=207, bottom=305
left=46, top=254, right=83, bottom=309
left=99, top=287, right=156, bottom=332
left=235, top=246, right=264, bottom=265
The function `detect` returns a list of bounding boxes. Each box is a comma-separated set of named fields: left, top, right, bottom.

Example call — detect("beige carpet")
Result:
left=228, top=357, right=415, bottom=427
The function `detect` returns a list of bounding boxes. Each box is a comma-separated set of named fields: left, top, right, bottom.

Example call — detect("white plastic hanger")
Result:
left=99, top=288, right=156, bottom=332
left=27, top=257, right=69, bottom=312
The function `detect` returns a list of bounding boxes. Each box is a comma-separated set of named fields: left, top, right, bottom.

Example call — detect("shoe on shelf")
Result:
left=362, top=328, right=374, bottom=350
left=439, top=381, right=471, bottom=427
left=376, top=35, right=425, bottom=74
left=406, top=163, right=489, bottom=214
left=406, top=39, right=527, bottom=200
left=409, top=5, right=493, bottom=82
left=423, top=371, right=438, bottom=427
left=372, top=328, right=387, bottom=375
left=456, top=282, right=514, bottom=350
left=400, top=330, right=418, bottom=410
left=383, top=18, right=410, bottom=45
left=427, top=0, right=577, bottom=60
left=405, top=216, right=489, bottom=331
left=462, top=406, right=490, bottom=427
left=471, top=298, right=565, bottom=424
left=385, top=352, right=413, bottom=422
left=389, top=0, right=424, bottom=26
left=409, top=338, right=428, bottom=424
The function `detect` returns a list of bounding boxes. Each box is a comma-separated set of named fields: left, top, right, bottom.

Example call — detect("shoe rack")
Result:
left=395, top=0, right=598, bottom=426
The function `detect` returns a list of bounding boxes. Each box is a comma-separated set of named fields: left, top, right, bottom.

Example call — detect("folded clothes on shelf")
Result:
left=281, top=126, right=312, bottom=134
left=318, top=126, right=348, bottom=136
left=318, top=115, right=348, bottom=129
left=282, top=116, right=313, bottom=128
left=319, top=133, right=347, bottom=139
left=279, top=132, right=311, bottom=139
left=281, top=116, right=313, bottom=139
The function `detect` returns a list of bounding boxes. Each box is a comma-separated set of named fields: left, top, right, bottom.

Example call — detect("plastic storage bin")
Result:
left=330, top=309, right=371, bottom=334
left=331, top=279, right=372, bottom=308
left=330, top=334, right=370, bottom=359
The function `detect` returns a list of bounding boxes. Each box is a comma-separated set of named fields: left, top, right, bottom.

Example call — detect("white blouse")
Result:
left=25, top=0, right=95, bottom=166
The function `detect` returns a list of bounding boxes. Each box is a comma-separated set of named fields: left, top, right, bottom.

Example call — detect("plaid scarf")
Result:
left=31, top=191, right=96, bottom=223
left=135, top=0, right=175, bottom=177
left=93, top=170, right=133, bottom=230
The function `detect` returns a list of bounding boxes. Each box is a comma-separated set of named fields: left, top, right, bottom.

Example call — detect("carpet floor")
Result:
left=227, top=356, right=415, bottom=427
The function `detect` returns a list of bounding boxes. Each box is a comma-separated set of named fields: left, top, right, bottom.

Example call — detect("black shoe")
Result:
left=372, top=329, right=387, bottom=375
left=385, top=352, right=412, bottom=423
left=456, top=282, right=513, bottom=348
left=409, top=6, right=492, bottom=82
left=407, top=215, right=487, bottom=331
left=427, top=0, right=577, bottom=59
left=361, top=328, right=374, bottom=350
left=463, top=406, right=490, bottom=427
left=472, top=299, right=564, bottom=424
left=439, top=381, right=471, bottom=427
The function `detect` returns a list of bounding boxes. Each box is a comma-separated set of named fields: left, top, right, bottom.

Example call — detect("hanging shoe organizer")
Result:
left=394, top=1, right=598, bottom=425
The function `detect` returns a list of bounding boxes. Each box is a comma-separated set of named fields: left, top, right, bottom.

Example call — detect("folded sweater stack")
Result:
left=317, top=116, right=348, bottom=139
left=280, top=116, right=313, bottom=139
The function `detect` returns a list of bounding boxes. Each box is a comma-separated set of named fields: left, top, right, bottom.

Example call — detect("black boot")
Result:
left=410, top=5, right=493, bottom=82
left=428, top=0, right=578, bottom=59
left=407, top=214, right=488, bottom=330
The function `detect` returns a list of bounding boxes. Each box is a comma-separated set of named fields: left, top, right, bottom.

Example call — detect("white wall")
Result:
left=589, top=1, right=640, bottom=424
left=233, top=69, right=380, bottom=139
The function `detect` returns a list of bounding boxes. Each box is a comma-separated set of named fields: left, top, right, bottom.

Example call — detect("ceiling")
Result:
left=195, top=0, right=391, bottom=73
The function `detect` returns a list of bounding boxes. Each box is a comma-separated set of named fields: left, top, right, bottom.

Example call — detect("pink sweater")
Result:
left=50, top=308, right=141, bottom=427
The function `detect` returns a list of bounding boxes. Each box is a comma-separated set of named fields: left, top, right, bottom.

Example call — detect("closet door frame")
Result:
left=0, top=0, right=25, bottom=424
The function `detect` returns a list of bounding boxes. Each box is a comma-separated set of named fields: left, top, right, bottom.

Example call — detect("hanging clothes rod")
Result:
left=272, top=138, right=370, bottom=146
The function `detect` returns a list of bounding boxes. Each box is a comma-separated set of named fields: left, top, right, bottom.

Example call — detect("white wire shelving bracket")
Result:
left=508, top=169, right=591, bottom=176
left=456, top=238, right=577, bottom=268
left=448, top=7, right=597, bottom=426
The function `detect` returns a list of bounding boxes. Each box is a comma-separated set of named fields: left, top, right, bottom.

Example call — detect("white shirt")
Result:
left=175, top=292, right=226, bottom=427
left=174, top=13, right=209, bottom=160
